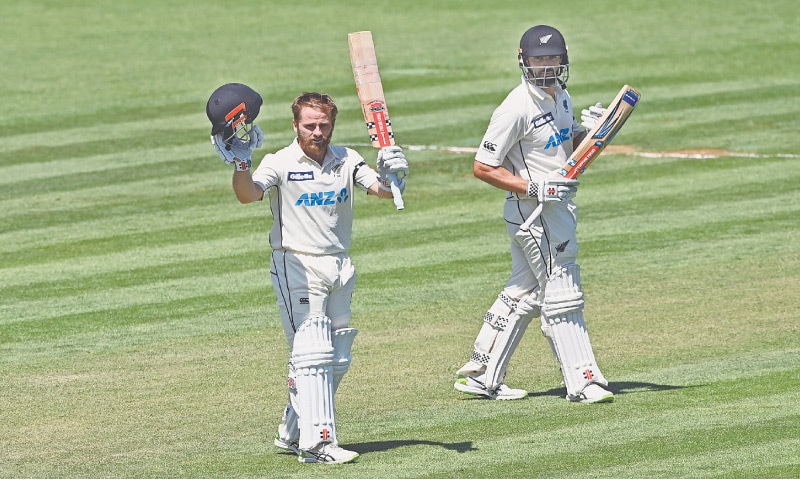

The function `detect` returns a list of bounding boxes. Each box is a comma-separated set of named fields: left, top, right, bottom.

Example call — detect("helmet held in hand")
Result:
left=206, top=83, right=263, bottom=147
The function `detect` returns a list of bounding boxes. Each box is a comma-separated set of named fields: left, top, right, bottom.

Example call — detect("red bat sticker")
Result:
left=368, top=100, right=392, bottom=147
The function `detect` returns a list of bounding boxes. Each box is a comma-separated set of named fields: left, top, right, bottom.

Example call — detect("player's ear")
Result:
left=292, top=120, right=299, bottom=135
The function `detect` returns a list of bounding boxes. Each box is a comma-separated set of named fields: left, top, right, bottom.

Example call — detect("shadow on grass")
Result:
left=527, top=380, right=687, bottom=399
left=350, top=440, right=478, bottom=454
left=608, top=380, right=688, bottom=394
left=455, top=380, right=688, bottom=401
left=274, top=440, right=477, bottom=457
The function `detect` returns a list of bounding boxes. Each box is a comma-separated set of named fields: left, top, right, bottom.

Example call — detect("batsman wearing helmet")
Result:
left=207, top=86, right=409, bottom=463
left=453, top=25, right=614, bottom=403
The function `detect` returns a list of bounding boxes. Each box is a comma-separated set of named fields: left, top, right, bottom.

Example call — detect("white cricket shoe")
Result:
left=454, top=374, right=527, bottom=400
left=274, top=433, right=300, bottom=455
left=567, top=383, right=614, bottom=404
left=298, top=442, right=359, bottom=464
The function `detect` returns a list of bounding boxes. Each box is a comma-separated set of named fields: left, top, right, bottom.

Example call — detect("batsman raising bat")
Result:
left=454, top=25, right=615, bottom=403
left=207, top=87, right=409, bottom=464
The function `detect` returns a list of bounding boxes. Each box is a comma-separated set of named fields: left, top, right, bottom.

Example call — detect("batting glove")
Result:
left=378, top=175, right=406, bottom=194
left=527, top=176, right=579, bottom=203
left=211, top=125, right=264, bottom=171
left=580, top=103, right=606, bottom=131
left=377, top=146, right=409, bottom=179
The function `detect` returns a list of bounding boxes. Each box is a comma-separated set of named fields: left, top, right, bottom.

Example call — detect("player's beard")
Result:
left=298, top=130, right=332, bottom=163
left=530, top=66, right=557, bottom=87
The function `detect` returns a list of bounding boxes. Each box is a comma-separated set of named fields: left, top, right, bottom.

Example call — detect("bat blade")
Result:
left=348, top=31, right=404, bottom=210
left=557, top=85, right=641, bottom=179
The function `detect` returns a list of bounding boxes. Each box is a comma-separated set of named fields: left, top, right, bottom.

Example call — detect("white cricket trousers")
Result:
left=270, top=249, right=356, bottom=347
left=504, top=199, right=579, bottom=300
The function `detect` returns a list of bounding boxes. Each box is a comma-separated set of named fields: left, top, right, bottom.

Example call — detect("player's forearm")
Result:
left=367, top=181, right=395, bottom=199
left=232, top=171, right=264, bottom=204
left=473, top=161, right=527, bottom=195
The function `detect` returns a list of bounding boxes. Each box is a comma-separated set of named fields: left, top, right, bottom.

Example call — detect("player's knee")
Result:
left=291, top=316, right=335, bottom=368
left=543, top=264, right=584, bottom=318
left=483, top=291, right=518, bottom=330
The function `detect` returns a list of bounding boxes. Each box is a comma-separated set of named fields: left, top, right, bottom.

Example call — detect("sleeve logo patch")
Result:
left=533, top=112, right=554, bottom=128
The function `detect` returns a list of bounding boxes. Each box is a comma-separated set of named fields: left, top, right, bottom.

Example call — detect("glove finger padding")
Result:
left=211, top=134, right=236, bottom=165
left=580, top=102, right=606, bottom=131
left=557, top=177, right=580, bottom=187
left=248, top=124, right=264, bottom=149
left=377, top=146, right=409, bottom=179
left=589, top=103, right=605, bottom=116
left=385, top=157, right=408, bottom=179
left=527, top=176, right=579, bottom=202
left=378, top=145, right=404, bottom=160
left=211, top=126, right=260, bottom=169
left=547, top=178, right=578, bottom=202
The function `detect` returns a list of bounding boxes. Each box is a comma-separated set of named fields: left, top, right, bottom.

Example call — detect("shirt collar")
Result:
left=521, top=75, right=564, bottom=101
left=289, top=138, right=344, bottom=169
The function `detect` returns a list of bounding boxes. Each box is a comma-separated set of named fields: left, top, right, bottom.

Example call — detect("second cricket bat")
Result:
left=348, top=30, right=404, bottom=210
left=557, top=85, right=641, bottom=179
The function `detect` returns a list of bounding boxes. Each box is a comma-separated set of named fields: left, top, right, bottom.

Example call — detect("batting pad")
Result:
left=332, top=328, right=358, bottom=392
left=277, top=402, right=300, bottom=444
left=541, top=265, right=608, bottom=397
left=483, top=294, right=540, bottom=391
left=456, top=292, right=516, bottom=376
left=292, top=316, right=336, bottom=450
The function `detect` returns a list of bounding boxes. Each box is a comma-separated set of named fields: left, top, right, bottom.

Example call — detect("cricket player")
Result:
left=207, top=86, right=409, bottom=463
left=453, top=25, right=614, bottom=403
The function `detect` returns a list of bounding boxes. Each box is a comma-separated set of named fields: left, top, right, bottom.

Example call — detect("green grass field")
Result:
left=2, top=0, right=799, bottom=477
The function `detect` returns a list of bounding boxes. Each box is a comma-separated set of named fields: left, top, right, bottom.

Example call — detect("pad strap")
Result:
left=483, top=292, right=517, bottom=329
left=483, top=294, right=541, bottom=391
left=456, top=292, right=517, bottom=376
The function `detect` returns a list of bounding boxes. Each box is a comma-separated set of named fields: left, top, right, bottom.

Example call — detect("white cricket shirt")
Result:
left=475, top=77, right=583, bottom=200
left=251, top=139, right=380, bottom=255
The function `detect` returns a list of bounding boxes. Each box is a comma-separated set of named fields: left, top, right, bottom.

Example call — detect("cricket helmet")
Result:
left=518, top=25, right=570, bottom=87
left=206, top=83, right=263, bottom=145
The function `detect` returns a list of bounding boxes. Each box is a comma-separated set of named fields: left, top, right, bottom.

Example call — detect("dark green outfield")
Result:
left=1, top=0, right=798, bottom=477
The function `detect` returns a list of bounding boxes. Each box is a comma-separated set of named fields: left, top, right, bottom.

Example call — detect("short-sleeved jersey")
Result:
left=251, top=139, right=380, bottom=255
left=475, top=77, right=583, bottom=200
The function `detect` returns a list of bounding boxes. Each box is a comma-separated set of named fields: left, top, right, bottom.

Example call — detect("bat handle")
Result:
left=519, top=202, right=543, bottom=231
left=387, top=172, right=405, bottom=210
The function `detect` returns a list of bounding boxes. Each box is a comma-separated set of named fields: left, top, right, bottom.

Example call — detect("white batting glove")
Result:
left=377, top=146, right=409, bottom=180
left=210, top=125, right=264, bottom=171
left=527, top=176, right=579, bottom=203
left=378, top=175, right=406, bottom=194
left=580, top=103, right=606, bottom=131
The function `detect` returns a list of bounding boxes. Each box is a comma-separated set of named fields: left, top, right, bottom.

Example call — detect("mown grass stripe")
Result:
left=2, top=0, right=799, bottom=477
left=593, top=438, right=800, bottom=478
left=0, top=294, right=273, bottom=356
left=0, top=231, right=507, bottom=326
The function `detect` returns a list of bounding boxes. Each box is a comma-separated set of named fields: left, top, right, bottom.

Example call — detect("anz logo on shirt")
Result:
left=545, top=128, right=571, bottom=149
left=295, top=188, right=350, bottom=207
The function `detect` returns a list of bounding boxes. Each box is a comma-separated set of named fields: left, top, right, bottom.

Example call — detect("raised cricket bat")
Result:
left=348, top=30, right=404, bottom=210
left=557, top=84, right=641, bottom=179
left=521, top=85, right=641, bottom=231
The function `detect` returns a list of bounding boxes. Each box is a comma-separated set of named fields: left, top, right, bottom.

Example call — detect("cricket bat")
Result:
left=348, top=30, right=404, bottom=210
left=557, top=84, right=641, bottom=179
left=521, top=85, right=641, bottom=231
